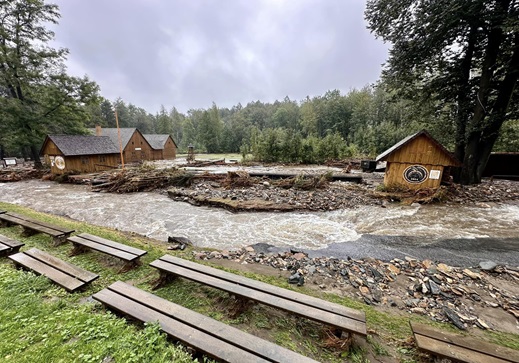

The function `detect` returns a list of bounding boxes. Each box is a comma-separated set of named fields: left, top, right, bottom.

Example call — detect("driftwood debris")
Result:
left=91, top=169, right=195, bottom=193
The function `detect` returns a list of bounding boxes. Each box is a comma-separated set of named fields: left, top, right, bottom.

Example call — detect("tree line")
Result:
left=1, top=0, right=517, bottom=185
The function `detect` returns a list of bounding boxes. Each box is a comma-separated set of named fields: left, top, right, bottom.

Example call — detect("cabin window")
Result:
left=81, top=156, right=89, bottom=165
left=98, top=155, right=106, bottom=163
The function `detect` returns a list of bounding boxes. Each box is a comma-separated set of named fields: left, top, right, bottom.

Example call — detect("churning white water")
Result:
left=1, top=180, right=518, bottom=251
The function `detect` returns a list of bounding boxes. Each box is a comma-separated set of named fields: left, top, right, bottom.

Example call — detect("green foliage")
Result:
left=365, top=0, right=519, bottom=184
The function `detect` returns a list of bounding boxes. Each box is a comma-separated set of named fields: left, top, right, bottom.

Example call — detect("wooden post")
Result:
left=115, top=110, right=125, bottom=169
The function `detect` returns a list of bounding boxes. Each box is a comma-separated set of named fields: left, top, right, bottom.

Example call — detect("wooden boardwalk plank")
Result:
left=151, top=259, right=366, bottom=336
left=107, top=281, right=319, bottom=363
left=411, top=322, right=519, bottom=363
left=77, top=233, right=146, bottom=257
left=68, top=236, right=138, bottom=262
left=160, top=255, right=365, bottom=323
left=93, top=288, right=271, bottom=363
left=24, top=248, right=98, bottom=283
left=8, top=252, right=85, bottom=292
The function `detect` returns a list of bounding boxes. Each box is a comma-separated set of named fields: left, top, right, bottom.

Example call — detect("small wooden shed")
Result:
left=90, top=126, right=154, bottom=163
left=142, top=134, right=177, bottom=160
left=376, top=130, right=461, bottom=190
left=40, top=135, right=120, bottom=174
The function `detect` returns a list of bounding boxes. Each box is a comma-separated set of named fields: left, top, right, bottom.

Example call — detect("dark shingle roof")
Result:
left=142, top=134, right=169, bottom=150
left=88, top=128, right=137, bottom=149
left=47, top=135, right=119, bottom=156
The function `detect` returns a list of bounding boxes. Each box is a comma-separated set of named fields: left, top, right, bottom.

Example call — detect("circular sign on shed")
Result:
left=403, top=165, right=428, bottom=183
left=54, top=156, right=66, bottom=170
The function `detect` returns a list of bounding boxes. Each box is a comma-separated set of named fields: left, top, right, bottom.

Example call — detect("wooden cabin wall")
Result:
left=151, top=149, right=163, bottom=160
left=386, top=135, right=454, bottom=166
left=163, top=138, right=176, bottom=159
left=384, top=163, right=444, bottom=190
left=123, top=132, right=153, bottom=163
left=47, top=154, right=119, bottom=174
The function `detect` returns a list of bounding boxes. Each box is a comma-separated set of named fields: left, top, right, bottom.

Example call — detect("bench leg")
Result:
left=0, top=220, right=13, bottom=228
left=21, top=227, right=38, bottom=237
left=52, top=235, right=67, bottom=246
left=228, top=296, right=253, bottom=318
left=152, top=271, right=178, bottom=290
left=118, top=259, right=141, bottom=274
left=70, top=243, right=90, bottom=256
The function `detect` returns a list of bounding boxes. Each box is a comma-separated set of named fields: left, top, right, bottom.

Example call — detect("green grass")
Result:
left=1, top=201, right=518, bottom=362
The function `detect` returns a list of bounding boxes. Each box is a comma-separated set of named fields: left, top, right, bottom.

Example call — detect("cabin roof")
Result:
left=42, top=135, right=119, bottom=156
left=142, top=134, right=176, bottom=150
left=88, top=128, right=137, bottom=149
left=375, top=129, right=461, bottom=166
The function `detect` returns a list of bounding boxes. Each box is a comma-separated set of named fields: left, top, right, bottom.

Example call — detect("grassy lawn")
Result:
left=0, top=201, right=518, bottom=362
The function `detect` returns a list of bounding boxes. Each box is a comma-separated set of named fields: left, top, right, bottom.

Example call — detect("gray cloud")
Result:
left=50, top=0, right=388, bottom=112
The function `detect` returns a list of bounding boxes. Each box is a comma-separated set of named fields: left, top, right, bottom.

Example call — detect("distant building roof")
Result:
left=142, top=134, right=173, bottom=150
left=88, top=127, right=137, bottom=149
left=44, top=135, right=119, bottom=156
left=376, top=129, right=461, bottom=166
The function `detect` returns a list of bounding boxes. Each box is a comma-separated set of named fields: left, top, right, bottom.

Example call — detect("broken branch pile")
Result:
left=91, top=168, right=195, bottom=193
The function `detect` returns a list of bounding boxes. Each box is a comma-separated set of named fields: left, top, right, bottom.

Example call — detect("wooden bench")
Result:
left=67, top=233, right=147, bottom=271
left=0, top=212, right=74, bottom=245
left=150, top=255, right=367, bottom=339
left=93, top=281, right=319, bottom=363
left=0, top=234, right=24, bottom=256
left=410, top=322, right=519, bottom=363
left=8, top=248, right=99, bottom=292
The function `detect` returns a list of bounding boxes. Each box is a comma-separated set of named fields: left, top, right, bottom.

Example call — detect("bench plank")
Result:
left=160, top=255, right=365, bottom=323
left=24, top=248, right=98, bottom=283
left=68, top=236, right=139, bottom=262
left=411, top=322, right=519, bottom=363
left=0, top=214, right=64, bottom=237
left=9, top=252, right=85, bottom=292
left=94, top=288, right=271, bottom=363
left=7, top=212, right=74, bottom=235
left=77, top=233, right=147, bottom=257
left=0, top=234, right=24, bottom=256
left=151, top=259, right=366, bottom=336
left=106, top=281, right=318, bottom=363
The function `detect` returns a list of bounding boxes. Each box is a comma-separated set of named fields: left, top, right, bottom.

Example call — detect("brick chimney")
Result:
left=95, top=125, right=102, bottom=136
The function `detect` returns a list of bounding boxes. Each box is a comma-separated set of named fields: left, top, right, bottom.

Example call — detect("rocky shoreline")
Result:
left=191, top=245, right=519, bottom=334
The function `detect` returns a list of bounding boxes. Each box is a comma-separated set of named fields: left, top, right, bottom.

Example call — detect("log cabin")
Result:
left=142, top=134, right=177, bottom=160
left=40, top=135, right=120, bottom=174
left=376, top=130, right=461, bottom=190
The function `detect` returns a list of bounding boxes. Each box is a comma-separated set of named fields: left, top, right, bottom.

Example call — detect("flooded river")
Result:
left=1, top=180, right=518, bottom=266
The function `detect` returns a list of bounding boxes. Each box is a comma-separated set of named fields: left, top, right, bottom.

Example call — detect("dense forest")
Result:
left=1, top=0, right=518, bottom=184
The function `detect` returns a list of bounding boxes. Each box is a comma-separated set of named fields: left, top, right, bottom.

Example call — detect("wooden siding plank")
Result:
left=159, top=255, right=365, bottom=322
left=150, top=259, right=367, bottom=336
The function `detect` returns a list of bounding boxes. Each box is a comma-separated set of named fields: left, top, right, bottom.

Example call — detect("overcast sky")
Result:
left=50, top=0, right=389, bottom=113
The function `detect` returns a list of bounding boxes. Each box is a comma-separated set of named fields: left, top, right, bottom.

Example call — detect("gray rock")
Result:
left=429, top=280, right=441, bottom=295
left=479, top=260, right=497, bottom=271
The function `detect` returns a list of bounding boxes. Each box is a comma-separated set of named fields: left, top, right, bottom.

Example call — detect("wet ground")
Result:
left=1, top=179, right=518, bottom=267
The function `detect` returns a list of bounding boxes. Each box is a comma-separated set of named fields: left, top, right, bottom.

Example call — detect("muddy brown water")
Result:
left=1, top=180, right=518, bottom=267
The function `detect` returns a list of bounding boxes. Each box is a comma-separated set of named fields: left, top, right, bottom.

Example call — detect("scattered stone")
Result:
left=443, top=307, right=466, bottom=330
left=479, top=261, right=498, bottom=271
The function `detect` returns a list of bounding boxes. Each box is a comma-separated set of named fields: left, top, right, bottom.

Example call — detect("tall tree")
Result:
left=366, top=0, right=519, bottom=184
left=0, top=0, right=99, bottom=164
